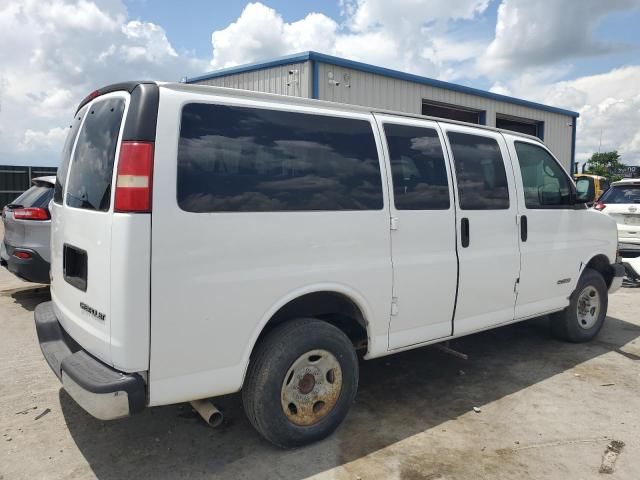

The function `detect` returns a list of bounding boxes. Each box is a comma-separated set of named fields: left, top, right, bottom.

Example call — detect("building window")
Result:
left=496, top=114, right=543, bottom=139
left=422, top=101, right=484, bottom=124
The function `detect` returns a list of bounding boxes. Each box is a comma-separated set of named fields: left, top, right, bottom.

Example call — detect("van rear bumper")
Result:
left=34, top=301, right=146, bottom=420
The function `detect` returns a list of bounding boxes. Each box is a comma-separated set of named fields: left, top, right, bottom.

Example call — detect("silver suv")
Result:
left=1, top=176, right=55, bottom=283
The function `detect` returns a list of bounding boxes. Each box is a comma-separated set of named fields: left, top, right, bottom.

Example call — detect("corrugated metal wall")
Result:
left=0, top=165, right=57, bottom=208
left=316, top=62, right=574, bottom=170
left=195, top=62, right=311, bottom=98
left=190, top=60, right=574, bottom=170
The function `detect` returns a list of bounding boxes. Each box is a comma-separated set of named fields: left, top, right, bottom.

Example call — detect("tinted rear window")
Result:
left=447, top=132, right=510, bottom=210
left=600, top=185, right=640, bottom=204
left=54, top=105, right=88, bottom=204
left=12, top=185, right=54, bottom=208
left=177, top=103, right=383, bottom=212
left=65, top=97, right=125, bottom=211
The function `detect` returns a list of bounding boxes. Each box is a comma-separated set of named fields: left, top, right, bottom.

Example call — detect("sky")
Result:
left=1, top=0, right=639, bottom=167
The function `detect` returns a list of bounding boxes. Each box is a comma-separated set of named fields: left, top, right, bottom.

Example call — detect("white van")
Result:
left=35, top=81, right=624, bottom=447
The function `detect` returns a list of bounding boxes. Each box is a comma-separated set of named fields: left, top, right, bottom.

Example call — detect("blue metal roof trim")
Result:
left=185, top=51, right=580, bottom=118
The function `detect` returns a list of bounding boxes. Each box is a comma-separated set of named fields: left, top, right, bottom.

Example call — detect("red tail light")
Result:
left=13, top=251, right=32, bottom=259
left=12, top=207, right=50, bottom=220
left=594, top=202, right=606, bottom=211
left=114, top=141, right=154, bottom=213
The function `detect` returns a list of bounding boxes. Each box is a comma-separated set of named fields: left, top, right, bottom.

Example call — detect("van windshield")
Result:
left=65, top=97, right=125, bottom=211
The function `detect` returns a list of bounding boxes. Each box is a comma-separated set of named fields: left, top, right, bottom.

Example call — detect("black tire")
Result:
left=242, top=318, right=359, bottom=448
left=550, top=268, right=608, bottom=343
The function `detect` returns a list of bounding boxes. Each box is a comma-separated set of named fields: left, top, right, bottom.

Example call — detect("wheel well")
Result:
left=586, top=254, right=613, bottom=288
left=253, top=292, right=369, bottom=355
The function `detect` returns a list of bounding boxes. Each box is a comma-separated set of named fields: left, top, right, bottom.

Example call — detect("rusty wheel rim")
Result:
left=576, top=285, right=600, bottom=329
left=280, top=349, right=343, bottom=426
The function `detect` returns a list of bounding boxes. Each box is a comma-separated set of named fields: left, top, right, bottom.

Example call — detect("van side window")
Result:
left=514, top=142, right=572, bottom=208
left=447, top=132, right=510, bottom=210
left=177, top=103, right=383, bottom=212
left=384, top=124, right=450, bottom=210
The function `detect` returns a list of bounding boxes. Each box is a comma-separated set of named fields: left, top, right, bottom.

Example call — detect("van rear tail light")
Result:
left=13, top=251, right=32, bottom=260
left=594, top=202, right=606, bottom=211
left=12, top=207, right=50, bottom=220
left=115, top=141, right=154, bottom=213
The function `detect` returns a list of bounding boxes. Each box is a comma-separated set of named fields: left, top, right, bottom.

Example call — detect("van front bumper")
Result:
left=34, top=301, right=146, bottom=420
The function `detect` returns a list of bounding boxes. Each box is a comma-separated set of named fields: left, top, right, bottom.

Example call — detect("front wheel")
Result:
left=550, top=268, right=608, bottom=343
left=242, top=318, right=359, bottom=448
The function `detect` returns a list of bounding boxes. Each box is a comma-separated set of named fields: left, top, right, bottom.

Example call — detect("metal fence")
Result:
left=0, top=165, right=57, bottom=209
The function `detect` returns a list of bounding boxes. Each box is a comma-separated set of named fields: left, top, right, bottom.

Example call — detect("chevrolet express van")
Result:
left=35, top=82, right=624, bottom=447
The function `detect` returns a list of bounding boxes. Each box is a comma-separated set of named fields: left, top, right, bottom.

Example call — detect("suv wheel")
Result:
left=551, top=268, right=608, bottom=343
left=242, top=318, right=358, bottom=448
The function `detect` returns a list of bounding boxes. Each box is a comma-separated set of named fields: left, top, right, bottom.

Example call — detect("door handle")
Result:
left=461, top=217, right=470, bottom=248
left=521, top=215, right=528, bottom=242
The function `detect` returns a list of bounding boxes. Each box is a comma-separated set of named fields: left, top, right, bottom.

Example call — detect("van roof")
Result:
left=161, top=82, right=545, bottom=144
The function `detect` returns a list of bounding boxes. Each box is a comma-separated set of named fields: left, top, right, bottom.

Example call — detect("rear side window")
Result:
left=177, top=103, right=383, bottom=212
left=514, top=142, right=572, bottom=208
left=54, top=106, right=87, bottom=204
left=65, top=98, right=125, bottom=211
left=384, top=123, right=450, bottom=210
left=447, top=132, right=510, bottom=210
left=13, top=185, right=54, bottom=208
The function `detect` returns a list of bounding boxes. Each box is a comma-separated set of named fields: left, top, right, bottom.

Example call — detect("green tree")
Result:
left=586, top=151, right=625, bottom=181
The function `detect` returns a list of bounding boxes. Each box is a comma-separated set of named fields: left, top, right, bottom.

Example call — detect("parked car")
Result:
left=594, top=178, right=640, bottom=250
left=1, top=176, right=54, bottom=283
left=574, top=173, right=610, bottom=206
left=35, top=82, right=624, bottom=448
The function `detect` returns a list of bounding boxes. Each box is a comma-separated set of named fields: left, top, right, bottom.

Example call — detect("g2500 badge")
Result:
left=80, top=302, right=106, bottom=321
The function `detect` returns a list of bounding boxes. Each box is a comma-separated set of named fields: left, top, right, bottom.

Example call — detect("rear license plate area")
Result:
left=63, top=244, right=87, bottom=291
left=624, top=215, right=640, bottom=225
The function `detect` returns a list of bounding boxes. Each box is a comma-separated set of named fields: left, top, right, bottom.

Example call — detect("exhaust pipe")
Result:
left=190, top=399, right=223, bottom=428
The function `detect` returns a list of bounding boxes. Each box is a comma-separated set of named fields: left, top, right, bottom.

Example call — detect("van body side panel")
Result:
left=149, top=88, right=392, bottom=406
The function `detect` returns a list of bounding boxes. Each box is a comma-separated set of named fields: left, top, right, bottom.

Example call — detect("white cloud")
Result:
left=481, top=0, right=640, bottom=72
left=502, top=66, right=640, bottom=166
left=209, top=0, right=490, bottom=77
left=18, top=127, right=68, bottom=152
left=0, top=0, right=205, bottom=166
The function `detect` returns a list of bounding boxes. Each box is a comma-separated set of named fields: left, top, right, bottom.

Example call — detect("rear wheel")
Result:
left=242, top=318, right=359, bottom=448
left=551, top=268, right=608, bottom=342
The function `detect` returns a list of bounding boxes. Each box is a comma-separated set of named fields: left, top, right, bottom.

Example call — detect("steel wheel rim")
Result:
left=576, top=285, right=601, bottom=329
left=281, top=349, right=343, bottom=426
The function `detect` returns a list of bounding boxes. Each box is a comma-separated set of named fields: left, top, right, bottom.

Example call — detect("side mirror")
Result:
left=575, top=178, right=595, bottom=204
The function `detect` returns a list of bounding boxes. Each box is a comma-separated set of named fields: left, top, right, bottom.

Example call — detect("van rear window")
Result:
left=54, top=105, right=87, bottom=204
left=177, top=103, right=383, bottom=212
left=65, top=97, right=125, bottom=211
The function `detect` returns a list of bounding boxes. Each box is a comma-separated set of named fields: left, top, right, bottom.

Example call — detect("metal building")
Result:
left=185, top=51, right=579, bottom=171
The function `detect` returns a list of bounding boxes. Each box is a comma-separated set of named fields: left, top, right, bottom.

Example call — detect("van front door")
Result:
left=441, top=125, right=521, bottom=335
left=376, top=115, right=458, bottom=349
left=507, top=138, right=581, bottom=318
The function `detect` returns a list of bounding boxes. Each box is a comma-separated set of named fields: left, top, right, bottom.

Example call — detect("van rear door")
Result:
left=50, top=83, right=157, bottom=372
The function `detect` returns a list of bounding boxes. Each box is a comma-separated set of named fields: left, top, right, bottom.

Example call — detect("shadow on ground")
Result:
left=60, top=315, right=640, bottom=479
left=9, top=287, right=50, bottom=311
